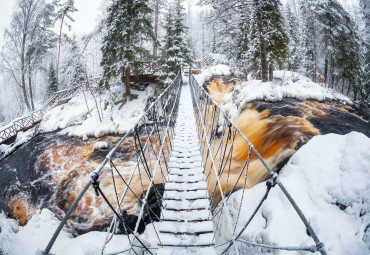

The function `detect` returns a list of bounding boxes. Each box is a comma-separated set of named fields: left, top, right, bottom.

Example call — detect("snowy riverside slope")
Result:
left=0, top=84, right=154, bottom=157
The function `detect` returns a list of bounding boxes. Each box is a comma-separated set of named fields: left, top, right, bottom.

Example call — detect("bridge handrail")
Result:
left=188, top=72, right=327, bottom=255
left=42, top=70, right=183, bottom=255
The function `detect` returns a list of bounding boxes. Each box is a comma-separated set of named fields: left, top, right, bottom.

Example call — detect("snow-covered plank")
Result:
left=163, top=190, right=209, bottom=200
left=161, top=209, right=210, bottom=221
left=159, top=221, right=214, bottom=234
left=165, top=182, right=207, bottom=191
left=163, top=199, right=209, bottom=210
left=159, top=233, right=215, bottom=246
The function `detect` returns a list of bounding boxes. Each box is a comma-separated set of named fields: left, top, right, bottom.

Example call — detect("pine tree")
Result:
left=161, top=0, right=192, bottom=84
left=48, top=64, right=58, bottom=96
left=101, top=0, right=155, bottom=99
left=61, top=36, right=87, bottom=88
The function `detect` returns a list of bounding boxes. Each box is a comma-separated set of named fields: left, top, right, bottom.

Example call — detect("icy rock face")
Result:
left=215, top=132, right=370, bottom=255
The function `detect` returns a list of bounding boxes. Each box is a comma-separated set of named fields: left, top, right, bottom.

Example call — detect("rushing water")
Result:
left=0, top=77, right=368, bottom=236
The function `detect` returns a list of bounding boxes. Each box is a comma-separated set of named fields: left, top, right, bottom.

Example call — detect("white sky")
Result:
left=0, top=0, right=102, bottom=49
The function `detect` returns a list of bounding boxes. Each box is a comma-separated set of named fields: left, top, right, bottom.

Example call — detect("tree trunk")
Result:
left=341, top=80, right=345, bottom=93
left=347, top=82, right=351, bottom=96
left=56, top=13, right=65, bottom=83
left=153, top=2, right=159, bottom=56
left=123, top=67, right=131, bottom=99
left=28, top=57, right=35, bottom=111
left=268, top=62, right=273, bottom=81
left=21, top=34, right=31, bottom=111
left=255, top=0, right=268, bottom=82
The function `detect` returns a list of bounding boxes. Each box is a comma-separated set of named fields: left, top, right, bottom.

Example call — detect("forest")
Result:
left=0, top=0, right=368, bottom=124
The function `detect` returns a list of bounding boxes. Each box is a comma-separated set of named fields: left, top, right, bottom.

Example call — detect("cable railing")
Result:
left=42, top=71, right=183, bottom=255
left=189, top=73, right=327, bottom=255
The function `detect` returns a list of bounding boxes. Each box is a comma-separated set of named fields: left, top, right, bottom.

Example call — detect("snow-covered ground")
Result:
left=0, top=84, right=154, bottom=157
left=195, top=68, right=352, bottom=120
left=215, top=131, right=370, bottom=255
left=40, top=85, right=154, bottom=138
left=0, top=209, right=131, bottom=255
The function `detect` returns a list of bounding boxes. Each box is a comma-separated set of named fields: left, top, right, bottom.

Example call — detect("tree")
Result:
left=101, top=0, right=155, bottom=99
left=48, top=64, right=58, bottom=96
left=300, top=0, right=319, bottom=82
left=149, top=0, right=165, bottom=57
left=235, top=0, right=288, bottom=81
left=315, top=0, right=363, bottom=96
left=360, top=0, right=370, bottom=99
left=1, top=0, right=56, bottom=111
left=161, top=0, right=192, bottom=84
left=284, top=3, right=301, bottom=72
left=61, top=36, right=87, bottom=88
left=55, top=0, right=78, bottom=82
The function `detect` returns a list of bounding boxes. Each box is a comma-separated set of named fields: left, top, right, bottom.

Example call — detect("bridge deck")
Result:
left=158, top=79, right=216, bottom=255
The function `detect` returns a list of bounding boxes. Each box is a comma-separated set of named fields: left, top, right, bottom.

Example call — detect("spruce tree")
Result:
left=61, top=36, right=87, bottom=88
left=161, top=0, right=192, bottom=84
left=284, top=3, right=301, bottom=72
left=101, top=0, right=155, bottom=99
left=316, top=0, right=362, bottom=95
left=236, top=0, right=288, bottom=81
left=300, top=0, right=319, bottom=82
left=360, top=0, right=370, bottom=99
left=48, top=64, right=58, bottom=96
left=262, top=0, right=288, bottom=80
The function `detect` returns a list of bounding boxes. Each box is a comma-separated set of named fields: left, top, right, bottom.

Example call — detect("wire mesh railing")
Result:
left=42, top=71, right=183, bottom=255
left=189, top=73, right=327, bottom=255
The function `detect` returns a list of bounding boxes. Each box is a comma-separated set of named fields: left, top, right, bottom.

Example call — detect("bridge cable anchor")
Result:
left=266, top=172, right=279, bottom=188
left=90, top=172, right=100, bottom=196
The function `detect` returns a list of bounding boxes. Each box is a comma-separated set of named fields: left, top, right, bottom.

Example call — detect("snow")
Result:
left=215, top=131, right=370, bottom=255
left=0, top=208, right=131, bottom=255
left=195, top=68, right=352, bottom=120
left=40, top=85, right=154, bottom=138
left=93, top=141, right=108, bottom=151
left=0, top=129, right=36, bottom=158
left=195, top=64, right=232, bottom=86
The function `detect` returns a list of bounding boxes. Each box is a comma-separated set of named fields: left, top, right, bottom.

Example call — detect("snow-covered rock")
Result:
left=215, top=131, right=370, bottom=255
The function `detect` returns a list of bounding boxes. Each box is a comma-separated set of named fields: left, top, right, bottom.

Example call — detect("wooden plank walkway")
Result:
left=158, top=79, right=216, bottom=255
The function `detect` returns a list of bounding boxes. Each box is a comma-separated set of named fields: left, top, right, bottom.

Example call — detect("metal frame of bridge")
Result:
left=41, top=71, right=327, bottom=255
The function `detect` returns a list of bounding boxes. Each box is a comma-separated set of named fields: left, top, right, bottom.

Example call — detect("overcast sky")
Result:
left=0, top=0, right=102, bottom=48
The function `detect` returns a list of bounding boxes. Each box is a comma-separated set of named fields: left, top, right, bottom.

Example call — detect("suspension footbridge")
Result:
left=40, top=71, right=327, bottom=255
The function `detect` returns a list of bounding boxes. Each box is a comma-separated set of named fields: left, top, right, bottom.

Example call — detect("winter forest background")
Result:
left=0, top=0, right=369, bottom=124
